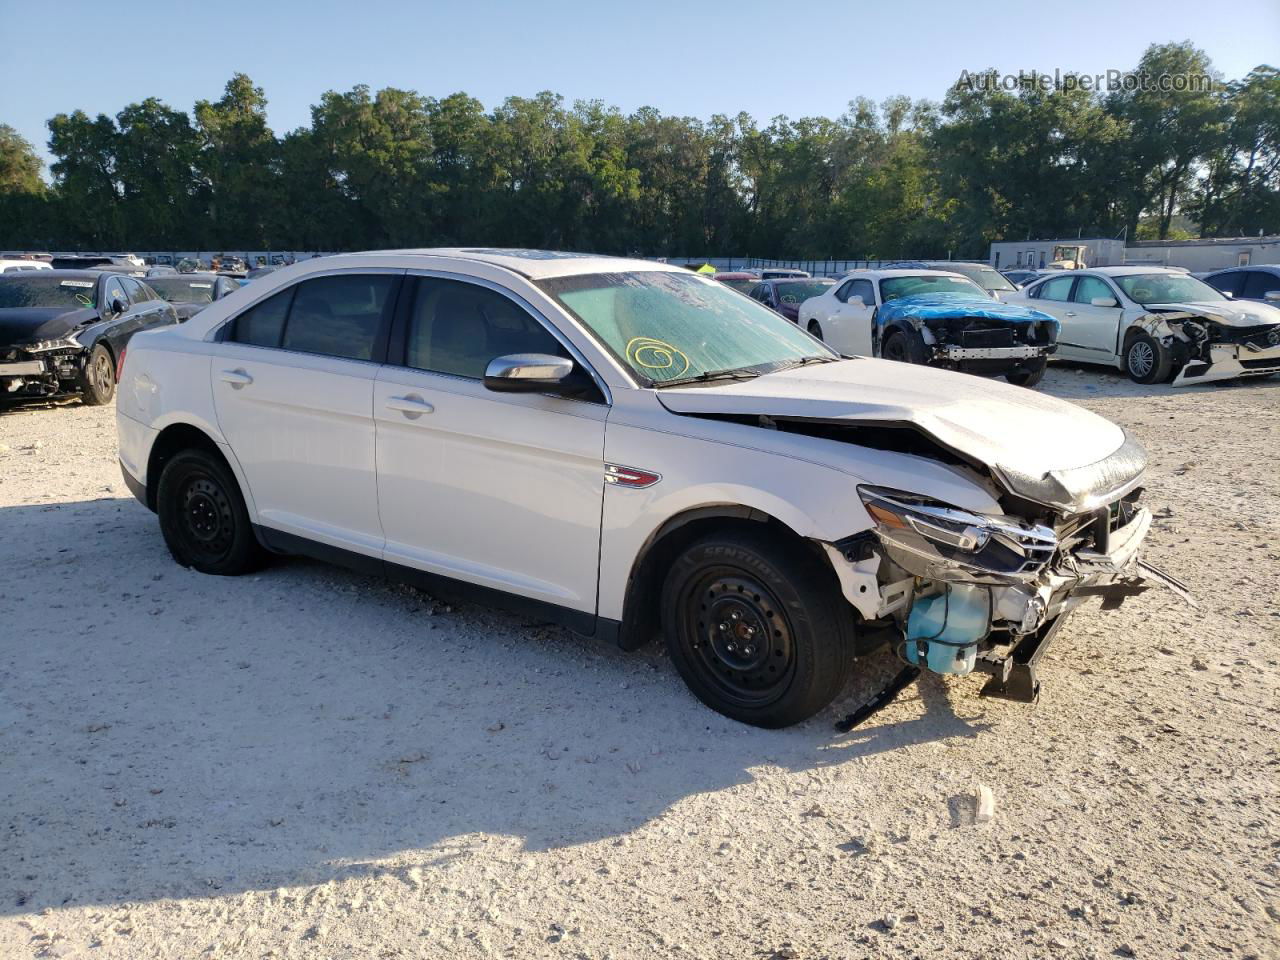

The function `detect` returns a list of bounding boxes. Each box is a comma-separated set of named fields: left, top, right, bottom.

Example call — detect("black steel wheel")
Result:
left=156, top=449, right=265, bottom=575
left=78, top=344, right=116, bottom=405
left=661, top=528, right=855, bottom=728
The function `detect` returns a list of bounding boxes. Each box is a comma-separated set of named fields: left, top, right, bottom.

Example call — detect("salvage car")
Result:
left=798, top=269, right=1058, bottom=386
left=748, top=277, right=835, bottom=322
left=0, top=271, right=178, bottom=403
left=146, top=273, right=243, bottom=321
left=1010, top=266, right=1280, bottom=385
left=1202, top=265, right=1280, bottom=306
left=117, top=249, right=1185, bottom=729
left=883, top=260, right=1018, bottom=300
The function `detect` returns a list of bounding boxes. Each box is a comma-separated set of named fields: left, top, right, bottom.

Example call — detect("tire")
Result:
left=77, top=344, right=116, bottom=405
left=1124, top=332, right=1173, bottom=384
left=1005, top=357, right=1047, bottom=387
left=807, top=320, right=824, bottom=341
left=881, top=329, right=925, bottom=365
left=156, top=449, right=266, bottom=575
left=660, top=528, right=855, bottom=728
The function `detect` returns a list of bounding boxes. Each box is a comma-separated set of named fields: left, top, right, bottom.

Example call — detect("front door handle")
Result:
left=1064, top=311, right=1077, bottom=317
left=386, top=394, right=434, bottom=418
left=220, top=368, right=253, bottom=387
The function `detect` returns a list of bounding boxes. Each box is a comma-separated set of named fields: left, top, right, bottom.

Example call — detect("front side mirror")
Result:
left=1264, top=290, right=1280, bottom=302
left=111, top=296, right=129, bottom=315
left=1223, top=290, right=1234, bottom=298
left=1091, top=296, right=1118, bottom=308
left=848, top=295, right=865, bottom=307
left=483, top=353, right=575, bottom=393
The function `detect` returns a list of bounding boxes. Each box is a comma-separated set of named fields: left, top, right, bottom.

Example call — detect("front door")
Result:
left=373, top=275, right=607, bottom=613
left=1028, top=274, right=1083, bottom=360
left=211, top=271, right=401, bottom=555
left=1065, top=275, right=1126, bottom=358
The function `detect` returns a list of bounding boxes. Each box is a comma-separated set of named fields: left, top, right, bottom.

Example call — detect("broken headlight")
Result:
left=857, top=486, right=1057, bottom=580
left=22, top=335, right=82, bottom=353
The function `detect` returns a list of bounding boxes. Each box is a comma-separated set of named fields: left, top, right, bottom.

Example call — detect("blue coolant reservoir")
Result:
left=903, top=584, right=990, bottom=676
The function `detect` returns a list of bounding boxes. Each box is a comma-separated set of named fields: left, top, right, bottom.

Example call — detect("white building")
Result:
left=988, top=238, right=1126, bottom=271
left=989, top=235, right=1280, bottom=272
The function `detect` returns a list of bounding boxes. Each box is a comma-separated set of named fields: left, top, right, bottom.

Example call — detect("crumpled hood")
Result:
left=1148, top=300, right=1280, bottom=328
left=657, top=358, right=1139, bottom=508
left=0, top=307, right=97, bottom=346
left=879, top=293, right=1059, bottom=330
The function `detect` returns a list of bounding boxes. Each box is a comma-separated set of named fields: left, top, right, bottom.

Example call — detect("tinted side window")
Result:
left=405, top=278, right=567, bottom=379
left=280, top=274, right=396, bottom=361
left=104, top=277, right=129, bottom=307
left=1039, top=276, right=1075, bottom=302
left=230, top=287, right=294, bottom=348
left=1206, top=271, right=1244, bottom=296
left=850, top=279, right=875, bottom=305
left=1241, top=270, right=1279, bottom=300
left=834, top=280, right=854, bottom=303
left=120, top=277, right=146, bottom=304
left=1073, top=276, right=1113, bottom=304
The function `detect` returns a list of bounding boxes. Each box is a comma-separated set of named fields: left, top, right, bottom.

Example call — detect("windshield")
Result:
left=148, top=277, right=216, bottom=303
left=774, top=280, right=835, bottom=304
left=0, top=276, right=97, bottom=309
left=880, top=275, right=986, bottom=302
left=716, top=277, right=757, bottom=294
left=538, top=270, right=836, bottom=385
left=1114, top=273, right=1227, bottom=305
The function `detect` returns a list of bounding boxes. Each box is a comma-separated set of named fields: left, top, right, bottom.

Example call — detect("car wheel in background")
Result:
left=881, top=330, right=924, bottom=365
left=77, top=344, right=116, bottom=405
left=807, top=320, right=824, bottom=341
left=1005, top=357, right=1047, bottom=387
left=1124, top=333, right=1172, bottom=384
left=660, top=527, right=855, bottom=728
left=156, top=449, right=266, bottom=575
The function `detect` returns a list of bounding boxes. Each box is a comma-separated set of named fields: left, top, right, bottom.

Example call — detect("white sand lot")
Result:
left=1, top=366, right=1277, bottom=960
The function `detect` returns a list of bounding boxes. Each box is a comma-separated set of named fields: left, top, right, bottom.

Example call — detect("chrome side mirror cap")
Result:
left=483, top=353, right=575, bottom=393
left=1264, top=290, right=1280, bottom=302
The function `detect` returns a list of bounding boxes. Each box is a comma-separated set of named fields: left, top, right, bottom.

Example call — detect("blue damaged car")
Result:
left=797, top=268, right=1060, bottom=387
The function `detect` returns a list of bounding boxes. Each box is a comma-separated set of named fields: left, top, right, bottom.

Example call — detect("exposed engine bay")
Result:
left=0, top=343, right=86, bottom=397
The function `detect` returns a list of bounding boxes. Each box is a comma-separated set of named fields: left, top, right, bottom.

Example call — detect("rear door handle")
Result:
left=220, top=369, right=253, bottom=387
left=386, top=394, right=434, bottom=418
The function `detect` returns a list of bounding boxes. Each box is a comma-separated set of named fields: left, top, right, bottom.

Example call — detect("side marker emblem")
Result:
left=605, top=463, right=661, bottom=489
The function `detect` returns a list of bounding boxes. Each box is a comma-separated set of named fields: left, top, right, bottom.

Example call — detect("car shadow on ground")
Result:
left=0, top=396, right=84, bottom=417
left=1042, top=360, right=1280, bottom=400
left=0, top=495, right=991, bottom=915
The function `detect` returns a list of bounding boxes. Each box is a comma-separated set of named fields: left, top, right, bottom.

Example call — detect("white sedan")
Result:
left=1006, top=266, right=1280, bottom=384
left=116, top=249, right=1183, bottom=728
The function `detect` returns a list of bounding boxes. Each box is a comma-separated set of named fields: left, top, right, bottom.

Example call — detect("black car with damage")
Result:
left=0, top=271, right=178, bottom=404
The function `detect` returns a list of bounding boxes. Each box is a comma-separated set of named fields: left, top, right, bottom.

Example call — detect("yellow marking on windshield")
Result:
left=626, top=337, right=690, bottom=378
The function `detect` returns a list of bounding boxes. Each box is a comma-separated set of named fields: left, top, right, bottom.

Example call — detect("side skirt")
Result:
left=252, top=524, right=608, bottom=639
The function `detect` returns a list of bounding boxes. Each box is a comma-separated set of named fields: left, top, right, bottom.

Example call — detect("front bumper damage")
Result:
left=1135, top=310, right=1280, bottom=386
left=822, top=482, right=1192, bottom=726
left=0, top=346, right=83, bottom=397
left=1172, top=340, right=1280, bottom=385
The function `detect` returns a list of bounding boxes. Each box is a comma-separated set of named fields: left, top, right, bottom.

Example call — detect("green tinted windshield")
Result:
left=147, top=277, right=216, bottom=303
left=1114, top=273, right=1226, bottom=305
left=0, top=276, right=97, bottom=309
left=538, top=270, right=834, bottom=384
left=880, top=275, right=985, bottom=301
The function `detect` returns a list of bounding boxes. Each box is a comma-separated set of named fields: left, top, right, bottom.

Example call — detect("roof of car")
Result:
left=841, top=268, right=968, bottom=280
left=1081, top=266, right=1184, bottom=276
left=152, top=272, right=220, bottom=282
left=0, top=269, right=102, bottom=282
left=358, top=248, right=684, bottom=280
left=713, top=272, right=758, bottom=280
left=769, top=276, right=834, bottom=283
left=1204, top=264, right=1280, bottom=274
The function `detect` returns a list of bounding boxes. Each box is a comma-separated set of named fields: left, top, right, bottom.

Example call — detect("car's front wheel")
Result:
left=77, top=344, right=116, bottom=405
left=881, top=330, right=925, bottom=364
left=1006, top=357, right=1047, bottom=387
left=156, top=449, right=265, bottom=575
left=661, top=528, right=855, bottom=728
left=1124, top=332, right=1173, bottom=384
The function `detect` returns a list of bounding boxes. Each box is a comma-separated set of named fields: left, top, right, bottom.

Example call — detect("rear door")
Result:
left=373, top=273, right=607, bottom=614
left=211, top=270, right=402, bottom=556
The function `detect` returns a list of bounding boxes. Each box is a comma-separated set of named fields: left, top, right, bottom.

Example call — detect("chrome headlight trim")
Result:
left=22, top=335, right=83, bottom=353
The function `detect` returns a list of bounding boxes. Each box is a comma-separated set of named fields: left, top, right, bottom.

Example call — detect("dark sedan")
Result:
left=0, top=271, right=178, bottom=404
left=145, top=273, right=242, bottom=322
left=748, top=277, right=836, bottom=322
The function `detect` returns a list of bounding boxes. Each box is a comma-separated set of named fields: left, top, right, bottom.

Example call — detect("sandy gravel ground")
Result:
left=1, top=365, right=1277, bottom=960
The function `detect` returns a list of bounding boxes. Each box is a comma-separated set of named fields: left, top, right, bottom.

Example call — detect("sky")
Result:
left=2, top=0, right=1278, bottom=172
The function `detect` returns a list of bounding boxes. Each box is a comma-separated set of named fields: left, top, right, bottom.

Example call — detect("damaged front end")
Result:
left=821, top=438, right=1190, bottom=709
left=0, top=339, right=86, bottom=398
left=1137, top=309, right=1280, bottom=386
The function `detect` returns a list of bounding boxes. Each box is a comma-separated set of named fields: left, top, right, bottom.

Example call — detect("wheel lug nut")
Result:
left=718, top=622, right=729, bottom=632
left=743, top=646, right=754, bottom=657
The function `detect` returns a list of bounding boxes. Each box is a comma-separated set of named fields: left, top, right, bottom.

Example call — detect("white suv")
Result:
left=116, top=249, right=1184, bottom=728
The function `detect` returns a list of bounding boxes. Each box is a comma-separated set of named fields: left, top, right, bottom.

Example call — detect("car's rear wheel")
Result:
left=156, top=449, right=265, bottom=575
left=807, top=320, right=824, bottom=341
left=78, top=344, right=116, bottom=405
left=881, top=330, right=924, bottom=364
left=661, top=528, right=855, bottom=728
left=1124, top=333, right=1173, bottom=384
left=1006, top=357, right=1047, bottom=387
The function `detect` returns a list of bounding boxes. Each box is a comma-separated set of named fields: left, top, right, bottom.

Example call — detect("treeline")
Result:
left=0, top=42, right=1276, bottom=258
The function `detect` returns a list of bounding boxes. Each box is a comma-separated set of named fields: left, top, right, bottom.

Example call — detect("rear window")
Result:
left=0, top=276, right=97, bottom=309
